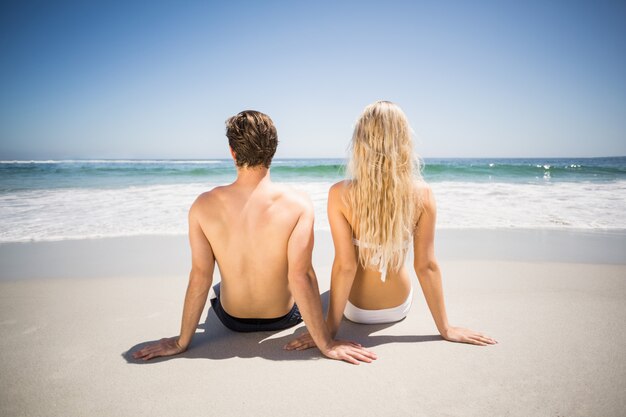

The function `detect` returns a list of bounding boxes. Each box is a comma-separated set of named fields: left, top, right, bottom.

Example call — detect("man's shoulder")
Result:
left=195, top=186, right=223, bottom=203
left=189, top=186, right=228, bottom=214
left=271, top=183, right=313, bottom=214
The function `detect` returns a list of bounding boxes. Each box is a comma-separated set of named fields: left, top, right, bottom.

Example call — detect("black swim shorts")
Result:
left=209, top=283, right=303, bottom=333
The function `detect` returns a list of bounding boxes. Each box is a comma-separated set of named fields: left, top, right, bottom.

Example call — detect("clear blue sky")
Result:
left=1, top=0, right=625, bottom=159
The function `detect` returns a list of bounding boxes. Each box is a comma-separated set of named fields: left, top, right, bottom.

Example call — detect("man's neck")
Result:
left=234, top=165, right=271, bottom=188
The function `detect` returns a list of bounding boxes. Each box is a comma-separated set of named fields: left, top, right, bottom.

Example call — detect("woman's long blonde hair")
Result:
left=346, top=101, right=422, bottom=274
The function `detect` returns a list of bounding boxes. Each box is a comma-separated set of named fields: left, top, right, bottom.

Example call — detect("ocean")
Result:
left=1, top=157, right=625, bottom=242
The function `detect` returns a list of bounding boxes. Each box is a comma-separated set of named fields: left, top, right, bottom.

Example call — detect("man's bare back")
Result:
left=193, top=173, right=311, bottom=318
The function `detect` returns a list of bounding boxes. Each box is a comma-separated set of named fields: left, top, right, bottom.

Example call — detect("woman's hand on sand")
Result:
left=132, top=337, right=187, bottom=361
left=284, top=332, right=316, bottom=351
left=441, top=326, right=498, bottom=346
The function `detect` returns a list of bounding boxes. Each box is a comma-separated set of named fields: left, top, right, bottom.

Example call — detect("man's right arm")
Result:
left=176, top=197, right=215, bottom=349
left=285, top=196, right=377, bottom=365
left=133, top=196, right=215, bottom=361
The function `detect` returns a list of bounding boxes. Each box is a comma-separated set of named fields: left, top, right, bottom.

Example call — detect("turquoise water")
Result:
left=0, top=157, right=625, bottom=241
left=423, top=157, right=626, bottom=182
left=1, top=157, right=624, bottom=191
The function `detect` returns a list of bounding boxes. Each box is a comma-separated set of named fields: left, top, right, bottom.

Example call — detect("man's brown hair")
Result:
left=225, top=110, right=278, bottom=168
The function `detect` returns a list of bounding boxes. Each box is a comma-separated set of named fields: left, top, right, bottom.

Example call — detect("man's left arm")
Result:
left=285, top=197, right=377, bottom=365
left=133, top=198, right=215, bottom=361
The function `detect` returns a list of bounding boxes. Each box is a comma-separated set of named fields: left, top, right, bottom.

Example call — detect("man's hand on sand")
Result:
left=285, top=334, right=377, bottom=365
left=321, top=341, right=377, bottom=365
left=133, top=337, right=186, bottom=361
left=441, top=326, right=498, bottom=346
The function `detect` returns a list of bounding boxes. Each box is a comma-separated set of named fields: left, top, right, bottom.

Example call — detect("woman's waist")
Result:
left=349, top=268, right=412, bottom=309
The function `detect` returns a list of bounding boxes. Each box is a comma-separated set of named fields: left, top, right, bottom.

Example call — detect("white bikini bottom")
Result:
left=343, top=286, right=413, bottom=324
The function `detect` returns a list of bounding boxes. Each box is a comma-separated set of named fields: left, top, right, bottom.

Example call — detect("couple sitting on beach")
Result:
left=133, top=101, right=497, bottom=364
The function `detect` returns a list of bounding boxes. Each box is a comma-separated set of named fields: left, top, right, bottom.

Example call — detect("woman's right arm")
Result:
left=413, top=183, right=497, bottom=346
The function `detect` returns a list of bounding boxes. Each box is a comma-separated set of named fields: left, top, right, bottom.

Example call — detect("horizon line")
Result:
left=1, top=155, right=625, bottom=163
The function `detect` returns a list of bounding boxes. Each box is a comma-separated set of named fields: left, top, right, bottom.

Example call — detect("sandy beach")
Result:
left=0, top=229, right=624, bottom=417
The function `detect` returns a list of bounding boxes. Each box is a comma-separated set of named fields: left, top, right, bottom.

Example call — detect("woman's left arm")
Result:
left=413, top=184, right=498, bottom=346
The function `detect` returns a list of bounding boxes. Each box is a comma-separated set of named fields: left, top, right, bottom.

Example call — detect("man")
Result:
left=133, top=110, right=376, bottom=364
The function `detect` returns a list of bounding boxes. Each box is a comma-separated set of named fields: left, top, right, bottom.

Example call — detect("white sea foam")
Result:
left=431, top=181, right=626, bottom=230
left=0, top=180, right=625, bottom=242
left=0, top=184, right=206, bottom=242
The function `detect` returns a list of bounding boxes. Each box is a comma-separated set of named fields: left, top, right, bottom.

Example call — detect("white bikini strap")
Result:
left=352, top=238, right=411, bottom=282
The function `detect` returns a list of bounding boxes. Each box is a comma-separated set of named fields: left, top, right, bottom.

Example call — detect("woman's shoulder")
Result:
left=413, top=179, right=431, bottom=195
left=412, top=179, right=435, bottom=209
left=329, top=179, right=351, bottom=196
left=328, top=180, right=352, bottom=212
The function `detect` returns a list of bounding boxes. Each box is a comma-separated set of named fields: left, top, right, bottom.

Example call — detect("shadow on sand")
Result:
left=122, top=291, right=442, bottom=364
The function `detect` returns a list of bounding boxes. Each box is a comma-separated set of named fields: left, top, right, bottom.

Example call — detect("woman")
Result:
left=286, top=101, right=497, bottom=351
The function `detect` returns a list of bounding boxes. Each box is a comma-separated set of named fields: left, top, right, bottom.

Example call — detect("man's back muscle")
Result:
left=192, top=180, right=308, bottom=318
